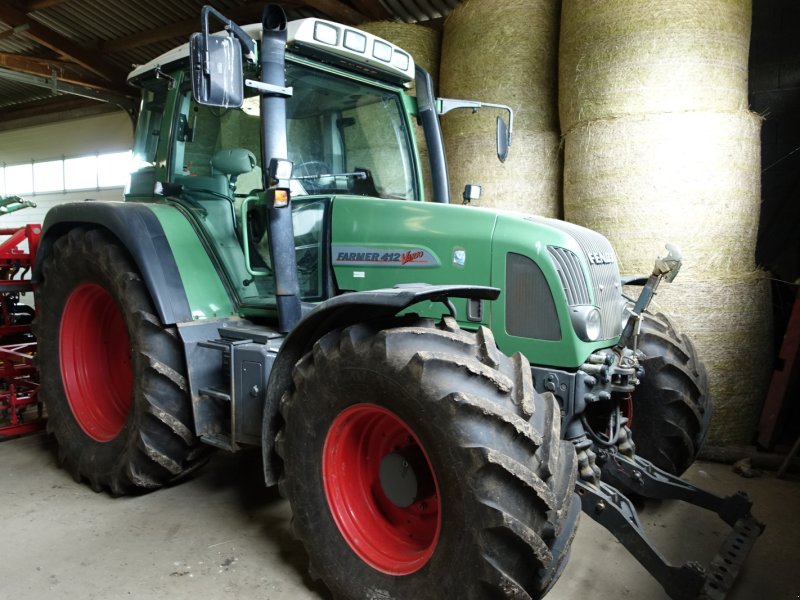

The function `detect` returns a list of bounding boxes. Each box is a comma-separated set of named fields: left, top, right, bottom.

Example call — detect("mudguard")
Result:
left=34, top=201, right=193, bottom=324
left=261, top=283, right=500, bottom=486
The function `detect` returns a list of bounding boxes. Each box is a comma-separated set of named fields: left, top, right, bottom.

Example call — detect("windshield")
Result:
left=172, top=60, right=417, bottom=200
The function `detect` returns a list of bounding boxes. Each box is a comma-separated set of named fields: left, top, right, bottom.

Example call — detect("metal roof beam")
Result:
left=24, top=0, right=75, bottom=11
left=0, top=51, right=133, bottom=96
left=104, top=4, right=267, bottom=53
left=346, top=0, right=394, bottom=21
left=0, top=67, right=135, bottom=110
left=294, top=0, right=369, bottom=24
left=104, top=2, right=372, bottom=54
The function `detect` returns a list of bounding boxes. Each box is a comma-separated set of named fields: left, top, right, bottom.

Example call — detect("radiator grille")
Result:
left=525, top=215, right=624, bottom=341
left=548, top=247, right=591, bottom=306
left=506, top=252, right=561, bottom=341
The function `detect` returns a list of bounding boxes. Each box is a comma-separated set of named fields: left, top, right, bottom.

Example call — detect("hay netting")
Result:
left=446, top=130, right=562, bottom=216
left=440, top=0, right=560, bottom=135
left=559, top=0, right=752, bottom=132
left=639, top=273, right=773, bottom=446
left=564, top=110, right=761, bottom=276
left=358, top=21, right=441, bottom=89
left=439, top=0, right=561, bottom=214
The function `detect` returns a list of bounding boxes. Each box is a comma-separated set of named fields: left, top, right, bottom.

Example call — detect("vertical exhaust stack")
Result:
left=260, top=4, right=302, bottom=332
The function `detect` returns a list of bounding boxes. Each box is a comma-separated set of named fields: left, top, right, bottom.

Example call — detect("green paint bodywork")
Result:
left=329, top=196, right=617, bottom=367
left=144, top=204, right=235, bottom=319
left=489, top=212, right=617, bottom=367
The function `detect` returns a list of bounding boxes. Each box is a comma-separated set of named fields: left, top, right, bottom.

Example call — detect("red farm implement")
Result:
left=0, top=198, right=43, bottom=438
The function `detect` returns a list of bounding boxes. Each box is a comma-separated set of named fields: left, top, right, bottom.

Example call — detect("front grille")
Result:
left=549, top=247, right=591, bottom=306
left=506, top=253, right=561, bottom=341
left=526, top=215, right=623, bottom=341
left=554, top=224, right=623, bottom=340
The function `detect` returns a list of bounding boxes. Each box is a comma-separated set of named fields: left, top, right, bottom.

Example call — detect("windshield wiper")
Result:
left=293, top=170, right=367, bottom=181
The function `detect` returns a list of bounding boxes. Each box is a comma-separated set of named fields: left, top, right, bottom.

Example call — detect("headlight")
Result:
left=570, top=305, right=602, bottom=342
left=621, top=299, right=632, bottom=332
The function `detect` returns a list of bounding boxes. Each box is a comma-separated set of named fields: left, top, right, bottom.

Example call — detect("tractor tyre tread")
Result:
left=631, top=311, right=711, bottom=475
left=278, top=319, right=579, bottom=599
left=35, top=227, right=208, bottom=495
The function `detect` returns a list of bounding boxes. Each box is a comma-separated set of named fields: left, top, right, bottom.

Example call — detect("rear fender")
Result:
left=33, top=201, right=233, bottom=325
left=262, top=283, right=500, bottom=485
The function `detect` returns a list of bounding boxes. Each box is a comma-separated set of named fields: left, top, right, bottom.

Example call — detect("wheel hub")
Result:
left=322, top=403, right=441, bottom=575
left=379, top=446, right=435, bottom=508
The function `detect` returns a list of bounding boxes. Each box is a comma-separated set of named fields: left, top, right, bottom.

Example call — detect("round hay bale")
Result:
left=358, top=21, right=441, bottom=90
left=446, top=130, right=562, bottom=216
left=559, top=0, right=752, bottom=132
left=564, top=110, right=761, bottom=276
left=644, top=272, right=773, bottom=446
left=440, top=0, right=560, bottom=135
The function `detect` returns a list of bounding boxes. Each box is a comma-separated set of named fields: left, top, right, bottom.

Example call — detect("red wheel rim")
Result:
left=59, top=283, right=133, bottom=442
left=322, top=403, right=441, bottom=575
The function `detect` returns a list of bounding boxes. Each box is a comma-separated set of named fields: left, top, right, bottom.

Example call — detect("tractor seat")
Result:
left=211, top=148, right=257, bottom=192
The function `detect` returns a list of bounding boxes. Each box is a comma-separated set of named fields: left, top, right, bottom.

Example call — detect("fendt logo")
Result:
left=588, top=252, right=615, bottom=265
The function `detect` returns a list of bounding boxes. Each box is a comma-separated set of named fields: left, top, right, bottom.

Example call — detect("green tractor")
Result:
left=33, top=5, right=760, bottom=599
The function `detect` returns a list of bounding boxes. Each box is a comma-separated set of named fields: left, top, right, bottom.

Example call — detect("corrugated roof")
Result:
left=0, top=0, right=460, bottom=128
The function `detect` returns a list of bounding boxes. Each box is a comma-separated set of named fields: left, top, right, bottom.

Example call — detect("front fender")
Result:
left=262, top=283, right=499, bottom=485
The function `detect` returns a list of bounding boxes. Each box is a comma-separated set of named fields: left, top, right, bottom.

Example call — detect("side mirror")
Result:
left=496, top=116, right=509, bottom=163
left=190, top=31, right=244, bottom=108
left=437, top=97, right=514, bottom=163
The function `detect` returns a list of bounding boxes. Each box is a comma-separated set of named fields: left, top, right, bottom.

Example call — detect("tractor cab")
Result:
left=127, top=17, right=430, bottom=317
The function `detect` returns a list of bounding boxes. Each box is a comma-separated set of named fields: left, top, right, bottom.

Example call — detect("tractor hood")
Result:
left=329, top=196, right=625, bottom=368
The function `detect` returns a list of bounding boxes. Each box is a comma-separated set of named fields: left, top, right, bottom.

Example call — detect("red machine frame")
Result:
left=0, top=223, right=43, bottom=437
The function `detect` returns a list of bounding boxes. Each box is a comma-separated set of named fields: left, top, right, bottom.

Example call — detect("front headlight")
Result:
left=570, top=305, right=602, bottom=342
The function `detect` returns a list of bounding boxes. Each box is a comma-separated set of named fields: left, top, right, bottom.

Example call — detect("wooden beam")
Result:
left=0, top=4, right=125, bottom=82
left=0, top=51, right=133, bottom=96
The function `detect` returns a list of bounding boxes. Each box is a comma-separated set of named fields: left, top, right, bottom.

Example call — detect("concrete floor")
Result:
left=2, top=433, right=798, bottom=599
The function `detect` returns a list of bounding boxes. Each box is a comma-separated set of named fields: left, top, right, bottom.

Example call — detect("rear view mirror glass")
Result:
left=496, top=116, right=509, bottom=163
left=190, top=32, right=244, bottom=108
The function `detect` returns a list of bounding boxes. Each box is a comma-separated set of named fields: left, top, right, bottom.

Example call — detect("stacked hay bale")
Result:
left=439, top=0, right=561, bottom=216
left=560, top=0, right=771, bottom=445
left=359, top=21, right=441, bottom=199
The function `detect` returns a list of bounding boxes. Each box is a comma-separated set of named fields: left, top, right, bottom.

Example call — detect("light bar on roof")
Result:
left=287, top=18, right=415, bottom=85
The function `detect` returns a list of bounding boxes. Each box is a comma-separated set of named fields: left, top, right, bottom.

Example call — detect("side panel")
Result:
left=330, top=196, right=498, bottom=328
left=144, top=204, right=235, bottom=320
left=34, top=201, right=234, bottom=324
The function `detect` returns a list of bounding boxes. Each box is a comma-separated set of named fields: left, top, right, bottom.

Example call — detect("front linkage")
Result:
left=539, top=245, right=764, bottom=599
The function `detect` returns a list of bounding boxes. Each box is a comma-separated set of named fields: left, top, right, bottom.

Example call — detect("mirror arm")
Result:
left=199, top=5, right=257, bottom=63
left=436, top=98, right=514, bottom=145
left=245, top=79, right=293, bottom=97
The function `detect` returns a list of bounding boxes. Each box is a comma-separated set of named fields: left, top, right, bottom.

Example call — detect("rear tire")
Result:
left=35, top=228, right=208, bottom=494
left=277, top=318, right=580, bottom=599
left=629, top=312, right=711, bottom=476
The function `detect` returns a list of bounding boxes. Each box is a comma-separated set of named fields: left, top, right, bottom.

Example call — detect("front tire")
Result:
left=629, top=312, right=711, bottom=476
left=35, top=228, right=207, bottom=494
left=277, top=318, right=580, bottom=599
